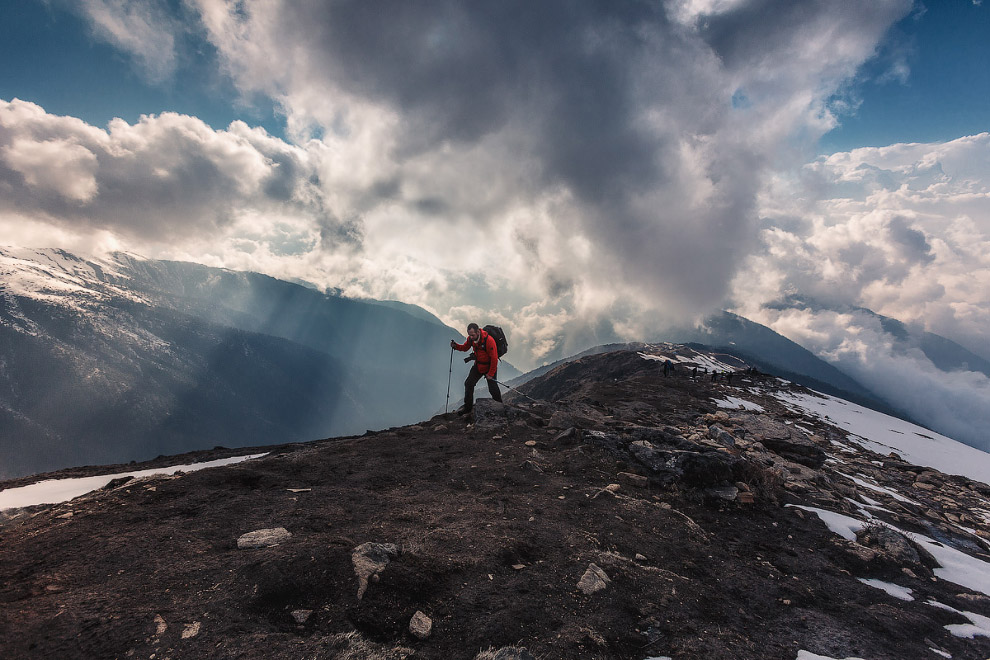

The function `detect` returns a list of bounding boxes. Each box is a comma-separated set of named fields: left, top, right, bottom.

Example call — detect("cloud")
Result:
left=734, top=132, right=990, bottom=363
left=750, top=307, right=990, bottom=452
left=70, top=0, right=181, bottom=82
left=4, top=1, right=917, bottom=371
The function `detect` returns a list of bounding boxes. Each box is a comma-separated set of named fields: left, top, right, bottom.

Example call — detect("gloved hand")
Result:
left=450, top=340, right=458, bottom=348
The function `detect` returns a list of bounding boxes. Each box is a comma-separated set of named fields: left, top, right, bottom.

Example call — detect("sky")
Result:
left=1, top=1, right=989, bottom=445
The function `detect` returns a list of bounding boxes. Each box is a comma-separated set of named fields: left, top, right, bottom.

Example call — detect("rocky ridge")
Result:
left=1, top=346, right=989, bottom=659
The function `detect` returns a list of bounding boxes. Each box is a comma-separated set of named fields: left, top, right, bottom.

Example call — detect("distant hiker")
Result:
left=451, top=323, right=502, bottom=415
left=692, top=366, right=698, bottom=380
left=711, top=371, right=718, bottom=383
left=726, top=372, right=734, bottom=385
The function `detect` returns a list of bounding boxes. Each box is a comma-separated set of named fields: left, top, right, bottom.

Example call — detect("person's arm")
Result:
left=484, top=335, right=498, bottom=377
left=451, top=338, right=471, bottom=351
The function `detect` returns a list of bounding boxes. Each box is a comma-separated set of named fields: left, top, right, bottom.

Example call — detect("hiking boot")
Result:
left=456, top=405, right=472, bottom=416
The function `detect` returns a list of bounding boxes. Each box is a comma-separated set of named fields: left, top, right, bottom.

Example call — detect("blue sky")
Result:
left=3, top=2, right=986, bottom=153
left=1, top=0, right=990, bottom=447
left=0, top=0, right=284, bottom=136
left=822, top=0, right=990, bottom=152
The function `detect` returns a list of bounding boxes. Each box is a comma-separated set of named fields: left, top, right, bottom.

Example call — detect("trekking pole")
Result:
left=492, top=378, right=542, bottom=405
left=445, top=346, right=454, bottom=413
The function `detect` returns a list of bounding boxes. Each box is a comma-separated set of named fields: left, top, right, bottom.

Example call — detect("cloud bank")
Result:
left=2, top=0, right=917, bottom=371
left=733, top=133, right=990, bottom=450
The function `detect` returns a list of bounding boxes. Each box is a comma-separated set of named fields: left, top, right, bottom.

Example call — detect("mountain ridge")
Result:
left=2, top=346, right=989, bottom=659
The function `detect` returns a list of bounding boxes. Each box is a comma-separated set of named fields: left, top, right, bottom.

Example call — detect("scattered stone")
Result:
left=286, top=488, right=311, bottom=493
left=490, top=648, right=536, bottom=660
left=617, top=472, right=649, bottom=488
left=432, top=424, right=449, bottom=432
left=736, top=491, right=755, bottom=505
left=512, top=564, right=526, bottom=570
left=408, top=610, right=433, bottom=639
left=552, top=427, right=578, bottom=443
left=237, top=527, right=292, bottom=549
left=635, top=553, right=647, bottom=561
left=181, top=622, right=201, bottom=639
left=913, top=482, right=936, bottom=491
left=56, top=512, right=73, bottom=519
left=957, top=593, right=990, bottom=606
left=153, top=614, right=167, bottom=636
left=352, top=542, right=400, bottom=599
left=524, top=440, right=537, bottom=447
left=577, top=563, right=611, bottom=595
left=291, top=609, right=313, bottom=624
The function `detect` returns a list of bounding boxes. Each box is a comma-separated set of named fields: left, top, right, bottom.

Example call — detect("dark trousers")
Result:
left=464, top=364, right=502, bottom=409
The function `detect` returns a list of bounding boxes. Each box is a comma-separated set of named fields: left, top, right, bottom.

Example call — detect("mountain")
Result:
left=512, top=312, right=909, bottom=423
left=0, top=247, right=517, bottom=479
left=2, top=346, right=990, bottom=659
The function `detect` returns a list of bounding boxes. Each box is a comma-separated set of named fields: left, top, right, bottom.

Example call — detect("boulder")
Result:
left=237, top=527, right=292, bottom=549
left=856, top=525, right=921, bottom=567
left=352, top=542, right=400, bottom=599
left=729, top=414, right=826, bottom=468
left=707, top=425, right=736, bottom=448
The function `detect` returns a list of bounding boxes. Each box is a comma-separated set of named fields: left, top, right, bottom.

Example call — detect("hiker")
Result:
left=692, top=366, right=698, bottom=380
left=451, top=323, right=502, bottom=414
left=663, top=359, right=674, bottom=378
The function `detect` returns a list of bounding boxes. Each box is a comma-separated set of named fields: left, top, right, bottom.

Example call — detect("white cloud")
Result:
left=3, top=2, right=919, bottom=371
left=734, top=133, right=990, bottom=361
left=73, top=0, right=180, bottom=82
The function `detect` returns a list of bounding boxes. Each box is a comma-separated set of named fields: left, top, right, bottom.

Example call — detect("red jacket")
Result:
left=454, top=330, right=499, bottom=377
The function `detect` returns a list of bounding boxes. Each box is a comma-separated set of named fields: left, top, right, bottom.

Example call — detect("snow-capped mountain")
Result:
left=0, top=247, right=482, bottom=479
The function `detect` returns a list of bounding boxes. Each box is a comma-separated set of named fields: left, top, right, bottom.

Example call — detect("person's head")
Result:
left=467, top=323, right=480, bottom=341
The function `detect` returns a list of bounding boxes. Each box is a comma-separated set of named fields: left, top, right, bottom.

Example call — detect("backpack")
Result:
left=482, top=325, right=508, bottom=357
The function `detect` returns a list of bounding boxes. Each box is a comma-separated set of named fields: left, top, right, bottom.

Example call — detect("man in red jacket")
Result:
left=451, top=323, right=502, bottom=415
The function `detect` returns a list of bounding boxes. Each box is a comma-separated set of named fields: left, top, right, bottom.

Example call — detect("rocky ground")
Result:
left=2, top=348, right=990, bottom=659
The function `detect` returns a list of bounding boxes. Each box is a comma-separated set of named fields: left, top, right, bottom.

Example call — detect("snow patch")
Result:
left=786, top=505, right=864, bottom=541
left=713, top=396, right=764, bottom=412
left=927, top=600, right=990, bottom=638
left=774, top=389, right=990, bottom=484
left=856, top=578, right=914, bottom=601
left=0, top=454, right=268, bottom=510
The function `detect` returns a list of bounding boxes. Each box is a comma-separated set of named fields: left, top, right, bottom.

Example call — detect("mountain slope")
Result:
left=0, top=248, right=493, bottom=478
left=2, top=346, right=989, bottom=659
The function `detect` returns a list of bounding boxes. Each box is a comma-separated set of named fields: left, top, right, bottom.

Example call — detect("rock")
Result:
left=707, top=486, right=739, bottom=501
left=635, top=553, right=647, bottom=561
left=856, top=525, right=921, bottom=567
left=549, top=411, right=576, bottom=429
left=237, top=527, right=292, bottom=549
left=409, top=611, right=432, bottom=639
left=679, top=451, right=738, bottom=488
left=629, top=441, right=670, bottom=472
left=729, top=414, right=827, bottom=468
left=153, top=614, right=167, bottom=636
left=102, top=476, right=135, bottom=490
left=181, top=621, right=201, bottom=639
left=474, top=399, right=542, bottom=429
left=913, top=482, right=936, bottom=491
left=957, top=593, right=990, bottom=606
left=736, top=491, right=755, bottom=505
left=352, top=542, right=400, bottom=599
left=707, top=424, right=736, bottom=447
left=577, top=563, right=611, bottom=595
left=552, top=427, right=578, bottom=443
left=618, top=472, right=649, bottom=488
left=490, top=648, right=536, bottom=660
left=291, top=609, right=313, bottom=624
left=524, top=440, right=537, bottom=447
left=432, top=424, right=448, bottom=432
